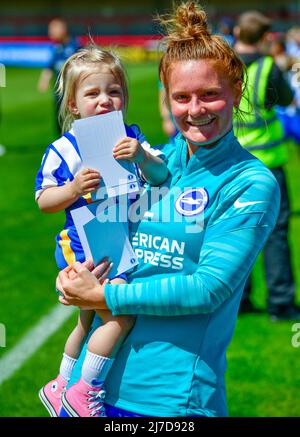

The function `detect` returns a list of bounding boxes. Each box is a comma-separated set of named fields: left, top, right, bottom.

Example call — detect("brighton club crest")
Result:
left=175, top=188, right=209, bottom=216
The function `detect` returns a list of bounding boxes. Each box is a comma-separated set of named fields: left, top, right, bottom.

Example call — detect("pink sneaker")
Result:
left=62, top=378, right=106, bottom=417
left=39, top=374, right=67, bottom=417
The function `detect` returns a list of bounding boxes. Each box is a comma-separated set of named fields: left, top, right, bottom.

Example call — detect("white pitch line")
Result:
left=0, top=304, right=76, bottom=385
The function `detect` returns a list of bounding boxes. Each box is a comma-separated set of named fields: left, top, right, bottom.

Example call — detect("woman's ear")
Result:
left=68, top=99, right=79, bottom=115
left=233, top=80, right=243, bottom=108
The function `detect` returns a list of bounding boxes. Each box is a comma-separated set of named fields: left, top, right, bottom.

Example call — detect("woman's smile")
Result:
left=186, top=115, right=217, bottom=127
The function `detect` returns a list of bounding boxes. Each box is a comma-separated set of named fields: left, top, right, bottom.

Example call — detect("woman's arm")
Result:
left=57, top=210, right=278, bottom=315
left=57, top=175, right=280, bottom=315
left=137, top=149, right=169, bottom=186
left=104, top=225, right=275, bottom=316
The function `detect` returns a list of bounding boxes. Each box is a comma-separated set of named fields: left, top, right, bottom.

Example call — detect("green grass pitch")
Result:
left=0, top=62, right=299, bottom=416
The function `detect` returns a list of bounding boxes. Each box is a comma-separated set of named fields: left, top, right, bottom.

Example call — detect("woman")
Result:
left=57, top=1, right=280, bottom=417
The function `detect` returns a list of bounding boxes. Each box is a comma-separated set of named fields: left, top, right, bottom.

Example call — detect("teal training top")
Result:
left=104, top=129, right=280, bottom=417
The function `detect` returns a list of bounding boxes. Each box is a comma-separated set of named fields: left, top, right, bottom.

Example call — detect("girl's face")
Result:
left=168, top=59, right=242, bottom=154
left=69, top=67, right=124, bottom=119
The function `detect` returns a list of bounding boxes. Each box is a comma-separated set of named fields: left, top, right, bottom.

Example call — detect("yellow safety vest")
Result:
left=234, top=55, right=289, bottom=168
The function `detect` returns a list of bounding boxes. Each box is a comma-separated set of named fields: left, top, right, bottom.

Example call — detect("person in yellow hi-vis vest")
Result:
left=234, top=11, right=300, bottom=321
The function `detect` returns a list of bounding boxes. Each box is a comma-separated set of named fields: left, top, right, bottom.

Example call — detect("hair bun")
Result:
left=160, top=1, right=211, bottom=43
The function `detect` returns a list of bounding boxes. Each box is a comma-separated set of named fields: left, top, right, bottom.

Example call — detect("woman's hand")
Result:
left=56, top=259, right=111, bottom=310
left=65, top=258, right=112, bottom=284
left=112, top=137, right=146, bottom=164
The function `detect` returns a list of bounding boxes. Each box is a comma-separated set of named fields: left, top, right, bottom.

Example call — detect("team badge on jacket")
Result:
left=175, top=188, right=209, bottom=216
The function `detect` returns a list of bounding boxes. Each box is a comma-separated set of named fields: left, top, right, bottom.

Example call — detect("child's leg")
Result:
left=81, top=310, right=135, bottom=386
left=64, top=309, right=95, bottom=358
left=62, top=310, right=135, bottom=417
left=39, top=309, right=95, bottom=417
left=78, top=276, right=135, bottom=386
left=61, top=278, right=135, bottom=417
left=89, top=310, right=134, bottom=356
left=59, top=309, right=95, bottom=382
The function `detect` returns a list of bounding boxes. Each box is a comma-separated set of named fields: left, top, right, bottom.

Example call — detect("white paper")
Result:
left=73, top=111, right=140, bottom=200
left=70, top=203, right=98, bottom=259
left=71, top=201, right=138, bottom=278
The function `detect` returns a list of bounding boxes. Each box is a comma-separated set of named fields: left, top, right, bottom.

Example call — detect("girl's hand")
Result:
left=112, top=137, right=146, bottom=164
left=71, top=168, right=101, bottom=197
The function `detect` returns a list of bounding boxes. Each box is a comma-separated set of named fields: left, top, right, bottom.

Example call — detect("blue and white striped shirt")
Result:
left=35, top=124, right=161, bottom=269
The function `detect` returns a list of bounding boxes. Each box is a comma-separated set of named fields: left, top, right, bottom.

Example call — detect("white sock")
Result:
left=59, top=353, right=77, bottom=382
left=82, top=350, right=114, bottom=387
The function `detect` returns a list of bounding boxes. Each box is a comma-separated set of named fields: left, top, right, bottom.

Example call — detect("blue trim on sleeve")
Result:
left=63, top=131, right=81, bottom=159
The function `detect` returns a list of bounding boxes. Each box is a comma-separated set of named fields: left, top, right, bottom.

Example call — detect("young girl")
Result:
left=35, top=46, right=168, bottom=417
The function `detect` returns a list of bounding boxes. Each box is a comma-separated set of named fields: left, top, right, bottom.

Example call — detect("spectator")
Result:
left=217, top=16, right=235, bottom=46
left=234, top=11, right=300, bottom=320
left=37, top=17, right=80, bottom=133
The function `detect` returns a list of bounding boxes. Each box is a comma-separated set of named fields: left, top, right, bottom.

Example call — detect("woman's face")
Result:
left=168, top=59, right=241, bottom=152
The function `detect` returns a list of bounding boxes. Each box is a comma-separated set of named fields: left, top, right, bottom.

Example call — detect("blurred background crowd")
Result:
left=2, top=0, right=300, bottom=142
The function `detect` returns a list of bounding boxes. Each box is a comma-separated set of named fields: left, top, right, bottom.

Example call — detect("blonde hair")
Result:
left=158, top=1, right=246, bottom=104
left=56, top=45, right=129, bottom=132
